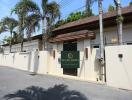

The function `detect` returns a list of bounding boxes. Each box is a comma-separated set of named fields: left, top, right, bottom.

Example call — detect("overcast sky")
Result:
left=0, top=0, right=131, bottom=43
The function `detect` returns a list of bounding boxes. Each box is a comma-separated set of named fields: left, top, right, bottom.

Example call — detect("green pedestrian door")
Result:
left=62, top=40, right=79, bottom=76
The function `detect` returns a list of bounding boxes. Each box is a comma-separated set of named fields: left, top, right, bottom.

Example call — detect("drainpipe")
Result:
left=98, top=0, right=106, bottom=82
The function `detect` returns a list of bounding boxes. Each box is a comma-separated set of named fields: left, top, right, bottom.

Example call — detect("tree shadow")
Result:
left=4, top=84, right=88, bottom=100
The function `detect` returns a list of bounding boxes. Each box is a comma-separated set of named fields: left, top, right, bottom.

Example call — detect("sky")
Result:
left=0, top=0, right=131, bottom=44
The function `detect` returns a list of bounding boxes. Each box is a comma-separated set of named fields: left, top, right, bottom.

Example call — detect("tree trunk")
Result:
left=98, top=0, right=106, bottom=82
left=42, top=16, right=48, bottom=50
left=116, top=0, right=123, bottom=45
left=9, top=31, right=13, bottom=53
left=21, top=38, right=24, bottom=52
left=20, top=31, right=24, bottom=52
left=20, top=16, right=25, bottom=52
left=42, top=16, right=45, bottom=50
left=42, top=16, right=45, bottom=34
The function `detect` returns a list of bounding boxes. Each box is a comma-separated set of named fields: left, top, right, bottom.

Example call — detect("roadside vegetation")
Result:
left=0, top=0, right=60, bottom=52
left=55, top=0, right=96, bottom=28
left=0, top=0, right=96, bottom=52
left=108, top=5, right=115, bottom=12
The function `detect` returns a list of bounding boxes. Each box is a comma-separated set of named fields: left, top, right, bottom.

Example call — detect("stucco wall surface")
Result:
left=0, top=51, right=48, bottom=74
left=105, top=45, right=132, bottom=90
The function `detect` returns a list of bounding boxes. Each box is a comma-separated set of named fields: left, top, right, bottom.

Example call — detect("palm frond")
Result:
left=41, top=0, right=48, bottom=15
left=47, top=1, right=60, bottom=20
left=25, top=13, right=41, bottom=39
left=11, top=0, right=40, bottom=15
left=0, top=23, right=8, bottom=33
left=0, top=17, right=18, bottom=35
left=2, top=17, right=18, bottom=32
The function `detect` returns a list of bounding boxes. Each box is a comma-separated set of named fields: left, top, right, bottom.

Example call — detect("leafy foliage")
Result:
left=54, top=0, right=97, bottom=28
left=41, top=0, right=60, bottom=35
left=47, top=1, right=60, bottom=22
left=25, top=13, right=41, bottom=39
left=54, top=10, right=94, bottom=28
left=3, top=32, right=21, bottom=44
left=130, top=1, right=132, bottom=6
left=0, top=0, right=61, bottom=51
left=0, top=17, right=18, bottom=52
left=0, top=23, right=7, bottom=33
left=13, top=31, right=21, bottom=43
left=11, top=0, right=41, bottom=38
left=108, top=5, right=115, bottom=12
left=3, top=36, right=11, bottom=44
left=1, top=17, right=18, bottom=33
left=67, top=12, right=82, bottom=22
left=116, top=15, right=124, bottom=23
left=11, top=0, right=41, bottom=51
left=11, top=0, right=40, bottom=15
left=11, top=0, right=60, bottom=41
left=85, top=0, right=97, bottom=16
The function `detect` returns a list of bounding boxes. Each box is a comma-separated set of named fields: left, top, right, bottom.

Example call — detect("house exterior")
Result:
left=1, top=6, right=132, bottom=89
left=47, top=6, right=132, bottom=82
left=2, top=6, right=132, bottom=53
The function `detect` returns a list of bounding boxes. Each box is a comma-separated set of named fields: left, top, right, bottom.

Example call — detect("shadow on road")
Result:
left=3, top=84, right=88, bottom=100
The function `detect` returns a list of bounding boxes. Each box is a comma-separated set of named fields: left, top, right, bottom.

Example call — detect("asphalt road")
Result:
left=0, top=66, right=132, bottom=100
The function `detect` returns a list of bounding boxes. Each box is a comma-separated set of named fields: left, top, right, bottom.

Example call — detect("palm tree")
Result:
left=25, top=13, right=41, bottom=40
left=46, top=1, right=60, bottom=31
left=85, top=0, right=97, bottom=17
left=114, top=0, right=123, bottom=45
left=0, top=17, right=18, bottom=52
left=3, top=36, right=12, bottom=45
left=11, top=0, right=40, bottom=51
left=11, top=0, right=60, bottom=51
left=41, top=0, right=60, bottom=49
left=0, top=22, right=8, bottom=33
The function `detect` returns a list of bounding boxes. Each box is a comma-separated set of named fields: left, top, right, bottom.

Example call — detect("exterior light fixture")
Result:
left=53, top=50, right=55, bottom=59
left=85, top=48, right=88, bottom=59
left=111, top=37, right=118, bottom=44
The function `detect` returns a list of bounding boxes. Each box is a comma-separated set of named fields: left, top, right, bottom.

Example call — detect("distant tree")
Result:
left=12, top=0, right=60, bottom=51
left=3, top=36, right=12, bottom=44
left=54, top=0, right=97, bottom=28
left=2, top=32, right=21, bottom=45
left=85, top=0, right=97, bottom=17
left=130, top=1, right=132, bottom=5
left=0, top=17, right=18, bottom=52
left=66, top=12, right=82, bottom=22
left=54, top=19, right=66, bottom=28
left=54, top=10, right=93, bottom=28
left=0, top=22, right=8, bottom=33
left=108, top=5, right=115, bottom=12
